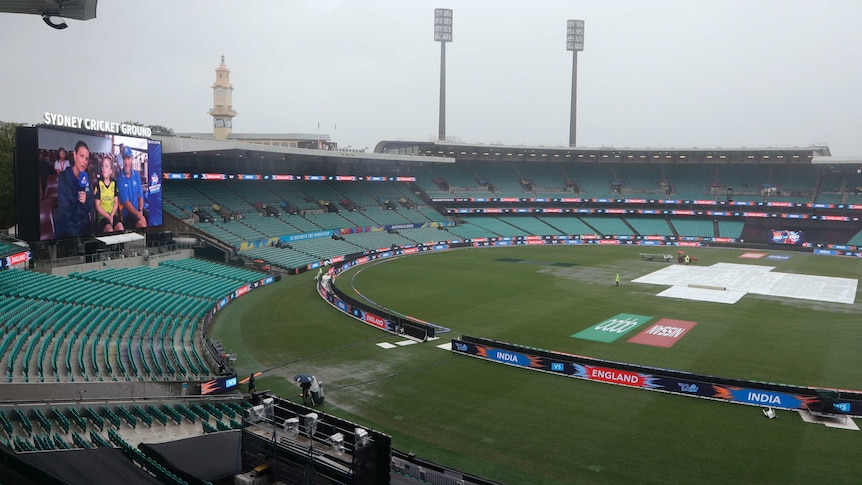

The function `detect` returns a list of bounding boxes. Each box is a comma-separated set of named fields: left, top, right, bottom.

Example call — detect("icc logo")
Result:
left=454, top=342, right=468, bottom=352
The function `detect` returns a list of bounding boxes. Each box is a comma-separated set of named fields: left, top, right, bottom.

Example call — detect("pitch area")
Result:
left=212, top=245, right=862, bottom=484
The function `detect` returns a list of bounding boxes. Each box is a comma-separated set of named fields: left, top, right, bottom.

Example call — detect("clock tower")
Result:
left=209, top=55, right=236, bottom=139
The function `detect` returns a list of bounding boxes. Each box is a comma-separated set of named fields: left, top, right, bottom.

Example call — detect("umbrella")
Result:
left=293, top=374, right=314, bottom=385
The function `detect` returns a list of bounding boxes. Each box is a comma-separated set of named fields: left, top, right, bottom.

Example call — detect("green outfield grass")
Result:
left=212, top=245, right=862, bottom=484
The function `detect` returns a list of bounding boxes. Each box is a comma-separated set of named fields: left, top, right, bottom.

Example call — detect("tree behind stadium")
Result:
left=0, top=122, right=18, bottom=229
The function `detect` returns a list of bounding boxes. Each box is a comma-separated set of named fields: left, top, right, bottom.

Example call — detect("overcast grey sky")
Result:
left=2, top=1, right=861, bottom=154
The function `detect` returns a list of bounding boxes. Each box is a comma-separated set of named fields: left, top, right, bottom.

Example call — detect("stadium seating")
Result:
left=415, top=207, right=448, bottom=223
left=616, top=165, right=665, bottom=195
left=398, top=227, right=453, bottom=244
left=0, top=258, right=265, bottom=383
left=718, top=220, right=745, bottom=239
left=423, top=163, right=478, bottom=190
left=516, top=162, right=568, bottom=194
left=241, top=215, right=301, bottom=237
left=341, top=231, right=414, bottom=251
left=163, top=183, right=212, bottom=212
left=771, top=165, right=818, bottom=193
left=290, top=237, right=364, bottom=261
left=445, top=223, right=497, bottom=240
left=538, top=217, right=597, bottom=236
left=579, top=217, right=633, bottom=236
left=669, top=218, right=715, bottom=238
left=626, top=217, right=674, bottom=236
left=456, top=217, right=530, bottom=237
left=494, top=216, right=559, bottom=236
left=305, top=212, right=352, bottom=230
left=664, top=165, right=713, bottom=199
left=360, top=207, right=411, bottom=226
left=568, top=164, right=617, bottom=197
left=846, top=229, right=862, bottom=246
left=470, top=162, right=524, bottom=197
left=165, top=178, right=451, bottom=253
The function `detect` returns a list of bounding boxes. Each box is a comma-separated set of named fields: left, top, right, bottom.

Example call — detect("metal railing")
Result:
left=31, top=242, right=194, bottom=271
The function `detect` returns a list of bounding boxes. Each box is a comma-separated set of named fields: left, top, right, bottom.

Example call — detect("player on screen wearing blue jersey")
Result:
left=117, top=146, right=148, bottom=229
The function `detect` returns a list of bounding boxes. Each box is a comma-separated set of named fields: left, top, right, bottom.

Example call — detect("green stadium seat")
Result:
left=202, top=420, right=217, bottom=433
left=68, top=408, right=86, bottom=431
left=0, top=410, right=12, bottom=436
left=203, top=402, right=222, bottom=420
left=86, top=407, right=104, bottom=431
left=161, top=404, right=183, bottom=425
left=90, top=430, right=111, bottom=448
left=175, top=403, right=196, bottom=423
left=101, top=406, right=121, bottom=429
left=33, top=408, right=51, bottom=434
left=117, top=406, right=136, bottom=428
left=15, top=409, right=33, bottom=436
left=71, top=431, right=91, bottom=449
left=52, top=407, right=70, bottom=434
left=133, top=405, right=153, bottom=427
left=190, top=403, right=210, bottom=422
left=147, top=404, right=168, bottom=426
left=53, top=433, right=70, bottom=449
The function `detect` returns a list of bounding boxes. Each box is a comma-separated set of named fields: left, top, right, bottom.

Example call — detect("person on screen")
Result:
left=94, top=156, right=124, bottom=234
left=55, top=141, right=94, bottom=238
left=117, top=146, right=148, bottom=228
left=54, top=147, right=70, bottom=174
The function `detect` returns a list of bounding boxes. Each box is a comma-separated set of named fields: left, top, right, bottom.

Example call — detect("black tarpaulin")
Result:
left=17, top=447, right=161, bottom=485
left=139, top=431, right=241, bottom=482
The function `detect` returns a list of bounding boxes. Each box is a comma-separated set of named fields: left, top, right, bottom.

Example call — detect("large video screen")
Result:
left=770, top=229, right=804, bottom=245
left=19, top=127, right=162, bottom=241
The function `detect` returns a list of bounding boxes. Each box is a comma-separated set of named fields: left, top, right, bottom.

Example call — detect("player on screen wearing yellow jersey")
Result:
left=94, top=156, right=125, bottom=234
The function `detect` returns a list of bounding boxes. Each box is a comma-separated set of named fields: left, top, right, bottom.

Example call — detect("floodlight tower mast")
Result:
left=435, top=8, right=453, bottom=141
left=566, top=20, right=585, bottom=147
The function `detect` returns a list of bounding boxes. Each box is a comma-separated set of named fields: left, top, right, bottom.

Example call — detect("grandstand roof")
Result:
left=0, top=0, right=97, bottom=21
left=812, top=156, right=862, bottom=165
left=158, top=135, right=455, bottom=171
left=176, top=132, right=332, bottom=142
left=376, top=140, right=831, bottom=164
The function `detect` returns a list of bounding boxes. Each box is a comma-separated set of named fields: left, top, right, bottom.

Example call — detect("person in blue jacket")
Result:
left=117, top=146, right=148, bottom=228
left=55, top=140, right=94, bottom=238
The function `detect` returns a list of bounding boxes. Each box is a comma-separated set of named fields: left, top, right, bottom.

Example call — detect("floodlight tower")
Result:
left=434, top=8, right=453, bottom=141
left=566, top=19, right=585, bottom=147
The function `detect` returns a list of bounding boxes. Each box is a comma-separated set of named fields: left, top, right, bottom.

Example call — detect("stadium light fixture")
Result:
left=434, top=8, right=453, bottom=43
left=566, top=20, right=585, bottom=52
left=435, top=8, right=453, bottom=141
left=566, top=20, right=585, bottom=147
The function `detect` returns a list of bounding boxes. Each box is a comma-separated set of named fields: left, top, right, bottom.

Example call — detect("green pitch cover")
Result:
left=572, top=313, right=653, bottom=343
